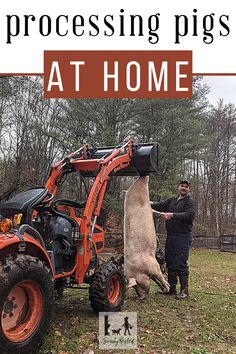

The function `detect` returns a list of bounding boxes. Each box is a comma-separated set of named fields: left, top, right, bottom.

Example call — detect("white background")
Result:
left=0, top=0, right=235, bottom=74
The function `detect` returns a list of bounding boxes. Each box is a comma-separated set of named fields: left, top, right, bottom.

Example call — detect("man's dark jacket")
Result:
left=152, top=195, right=196, bottom=236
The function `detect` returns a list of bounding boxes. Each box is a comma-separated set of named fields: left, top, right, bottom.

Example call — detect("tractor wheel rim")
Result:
left=1, top=280, right=44, bottom=342
left=108, top=275, right=121, bottom=304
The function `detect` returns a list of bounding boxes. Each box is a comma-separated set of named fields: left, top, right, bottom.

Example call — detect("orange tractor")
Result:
left=0, top=140, right=158, bottom=353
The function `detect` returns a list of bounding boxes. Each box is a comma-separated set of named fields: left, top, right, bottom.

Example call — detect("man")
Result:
left=151, top=180, right=196, bottom=299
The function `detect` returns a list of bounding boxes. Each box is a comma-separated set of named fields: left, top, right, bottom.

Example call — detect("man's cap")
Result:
left=179, top=179, right=190, bottom=186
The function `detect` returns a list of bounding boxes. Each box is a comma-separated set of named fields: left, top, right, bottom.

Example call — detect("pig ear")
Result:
left=127, top=278, right=137, bottom=288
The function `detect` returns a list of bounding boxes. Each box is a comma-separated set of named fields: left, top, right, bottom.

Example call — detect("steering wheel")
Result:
left=41, top=193, right=54, bottom=205
left=34, top=193, right=54, bottom=210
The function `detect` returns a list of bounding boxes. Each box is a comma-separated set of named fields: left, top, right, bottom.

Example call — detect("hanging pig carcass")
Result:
left=124, top=176, right=169, bottom=299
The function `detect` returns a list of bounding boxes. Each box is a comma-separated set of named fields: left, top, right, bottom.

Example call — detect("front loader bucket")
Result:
left=119, top=142, right=159, bottom=176
left=87, top=142, right=159, bottom=176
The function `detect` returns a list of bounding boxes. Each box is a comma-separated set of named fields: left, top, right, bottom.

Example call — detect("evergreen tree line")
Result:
left=0, top=76, right=236, bottom=237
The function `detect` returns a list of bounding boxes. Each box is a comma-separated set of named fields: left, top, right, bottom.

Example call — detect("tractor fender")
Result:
left=0, top=232, right=54, bottom=276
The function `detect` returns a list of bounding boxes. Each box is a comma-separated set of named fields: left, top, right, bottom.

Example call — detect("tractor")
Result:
left=0, top=140, right=158, bottom=353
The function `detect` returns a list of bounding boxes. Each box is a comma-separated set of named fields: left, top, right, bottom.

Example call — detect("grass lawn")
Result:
left=40, top=249, right=236, bottom=354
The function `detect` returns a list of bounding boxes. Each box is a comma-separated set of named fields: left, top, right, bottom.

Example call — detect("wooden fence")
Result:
left=192, top=236, right=220, bottom=250
left=220, top=235, right=236, bottom=253
left=156, top=234, right=235, bottom=253
left=105, top=233, right=236, bottom=253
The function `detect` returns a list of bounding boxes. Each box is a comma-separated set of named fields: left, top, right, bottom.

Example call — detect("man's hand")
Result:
left=160, top=212, right=173, bottom=221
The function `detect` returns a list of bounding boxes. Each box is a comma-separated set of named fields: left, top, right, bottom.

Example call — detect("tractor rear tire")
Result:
left=89, top=259, right=126, bottom=313
left=0, top=255, right=54, bottom=354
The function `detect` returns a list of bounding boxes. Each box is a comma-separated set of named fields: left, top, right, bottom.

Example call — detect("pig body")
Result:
left=124, top=176, right=169, bottom=299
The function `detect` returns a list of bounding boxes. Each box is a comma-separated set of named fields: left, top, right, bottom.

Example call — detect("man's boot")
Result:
left=166, top=272, right=177, bottom=295
left=175, top=275, right=189, bottom=300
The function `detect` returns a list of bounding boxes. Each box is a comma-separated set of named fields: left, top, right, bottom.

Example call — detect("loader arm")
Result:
left=45, top=144, right=90, bottom=196
left=75, top=141, right=133, bottom=282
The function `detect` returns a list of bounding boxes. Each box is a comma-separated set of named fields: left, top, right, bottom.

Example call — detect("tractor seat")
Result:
left=0, top=188, right=48, bottom=218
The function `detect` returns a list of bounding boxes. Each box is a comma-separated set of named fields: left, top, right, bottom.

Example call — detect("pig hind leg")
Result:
left=151, top=264, right=170, bottom=293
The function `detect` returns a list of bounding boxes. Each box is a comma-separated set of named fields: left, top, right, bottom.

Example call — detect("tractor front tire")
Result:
left=89, top=259, right=126, bottom=313
left=0, top=255, right=54, bottom=354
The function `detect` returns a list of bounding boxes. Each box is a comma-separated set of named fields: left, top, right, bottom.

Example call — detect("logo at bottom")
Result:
left=99, top=312, right=137, bottom=349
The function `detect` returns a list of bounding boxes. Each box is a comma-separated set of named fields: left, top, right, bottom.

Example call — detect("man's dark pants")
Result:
left=165, top=234, right=192, bottom=288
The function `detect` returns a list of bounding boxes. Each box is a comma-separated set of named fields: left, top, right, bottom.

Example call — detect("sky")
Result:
left=202, top=76, right=236, bottom=106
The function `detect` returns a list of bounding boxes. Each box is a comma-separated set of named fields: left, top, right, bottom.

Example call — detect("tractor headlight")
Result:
left=0, top=218, right=13, bottom=232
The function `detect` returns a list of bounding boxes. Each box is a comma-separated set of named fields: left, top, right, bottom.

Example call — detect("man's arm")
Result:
left=151, top=197, right=173, bottom=212
left=159, top=199, right=196, bottom=221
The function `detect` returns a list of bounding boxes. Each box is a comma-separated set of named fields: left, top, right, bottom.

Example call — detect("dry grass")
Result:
left=39, top=249, right=236, bottom=354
